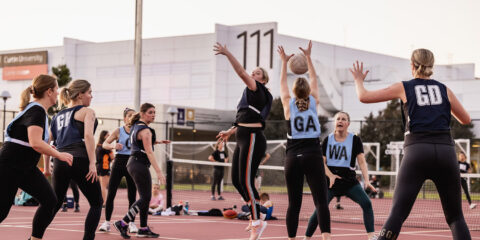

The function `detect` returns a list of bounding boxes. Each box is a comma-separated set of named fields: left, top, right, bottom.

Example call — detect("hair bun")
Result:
left=29, top=86, right=34, bottom=94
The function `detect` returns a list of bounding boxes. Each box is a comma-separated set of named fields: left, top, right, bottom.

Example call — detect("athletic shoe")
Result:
left=114, top=220, right=131, bottom=239
left=61, top=205, right=68, bottom=212
left=136, top=226, right=159, bottom=238
left=74, top=205, right=80, bottom=212
left=129, top=222, right=139, bottom=233
left=218, top=196, right=225, bottom=200
left=211, top=196, right=216, bottom=200
left=249, top=220, right=267, bottom=240
left=245, top=221, right=252, bottom=232
left=335, top=203, right=344, bottom=210
left=369, top=235, right=378, bottom=240
left=99, top=221, right=110, bottom=232
left=470, top=203, right=477, bottom=209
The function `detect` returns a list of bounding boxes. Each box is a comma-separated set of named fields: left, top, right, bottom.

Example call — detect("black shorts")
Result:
left=97, top=166, right=111, bottom=176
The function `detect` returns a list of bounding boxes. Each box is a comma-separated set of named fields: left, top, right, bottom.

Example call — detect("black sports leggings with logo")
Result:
left=284, top=147, right=330, bottom=238
left=105, top=154, right=137, bottom=221
left=378, top=143, right=471, bottom=240
left=122, top=157, right=151, bottom=227
left=49, top=157, right=103, bottom=240
left=231, top=126, right=266, bottom=220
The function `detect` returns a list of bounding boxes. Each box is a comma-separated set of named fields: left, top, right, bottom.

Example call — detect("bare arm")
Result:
left=140, top=129, right=165, bottom=184
left=214, top=43, right=257, bottom=90
left=261, top=153, right=271, bottom=165
left=208, top=155, right=215, bottom=162
left=350, top=61, right=406, bottom=103
left=29, top=126, right=72, bottom=169
left=277, top=46, right=293, bottom=119
left=103, top=127, right=120, bottom=151
left=357, top=153, right=376, bottom=192
left=83, top=108, right=98, bottom=182
left=447, top=87, right=471, bottom=124
left=299, top=41, right=320, bottom=104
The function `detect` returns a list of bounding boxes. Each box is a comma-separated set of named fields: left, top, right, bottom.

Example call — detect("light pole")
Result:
left=165, top=106, right=177, bottom=208
left=166, top=106, right=178, bottom=142
left=1, top=91, right=11, bottom=142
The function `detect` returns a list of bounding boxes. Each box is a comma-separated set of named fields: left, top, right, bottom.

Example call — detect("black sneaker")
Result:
left=114, top=220, right=131, bottom=239
left=136, top=226, right=159, bottom=238
left=336, top=204, right=344, bottom=210
left=61, top=205, right=68, bottom=212
left=74, top=205, right=80, bottom=212
left=218, top=196, right=225, bottom=200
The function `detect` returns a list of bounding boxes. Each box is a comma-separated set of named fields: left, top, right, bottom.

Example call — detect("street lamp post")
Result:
left=165, top=106, right=178, bottom=208
left=1, top=91, right=11, bottom=142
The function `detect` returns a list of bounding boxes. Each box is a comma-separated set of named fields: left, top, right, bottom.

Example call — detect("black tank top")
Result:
left=402, top=78, right=453, bottom=146
left=130, top=121, right=156, bottom=166
left=235, top=81, right=273, bottom=128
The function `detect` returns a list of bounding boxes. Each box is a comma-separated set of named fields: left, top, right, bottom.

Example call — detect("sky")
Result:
left=1, top=0, right=479, bottom=77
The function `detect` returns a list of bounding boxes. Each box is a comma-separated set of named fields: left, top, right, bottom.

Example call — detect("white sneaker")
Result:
left=128, top=221, right=139, bottom=233
left=249, top=220, right=267, bottom=240
left=98, top=221, right=110, bottom=232
left=369, top=235, right=378, bottom=240
left=470, top=203, right=477, bottom=209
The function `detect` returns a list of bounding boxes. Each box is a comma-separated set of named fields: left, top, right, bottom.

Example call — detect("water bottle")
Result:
left=184, top=201, right=189, bottom=215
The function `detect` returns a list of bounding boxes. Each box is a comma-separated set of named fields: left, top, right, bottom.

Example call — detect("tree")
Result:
left=48, top=64, right=72, bottom=115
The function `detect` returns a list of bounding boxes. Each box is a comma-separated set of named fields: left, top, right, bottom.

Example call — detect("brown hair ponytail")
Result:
left=19, top=74, right=57, bottom=110
left=292, top=77, right=310, bottom=112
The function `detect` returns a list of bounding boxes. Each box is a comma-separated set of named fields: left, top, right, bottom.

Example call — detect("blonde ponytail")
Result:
left=411, top=48, right=434, bottom=78
left=295, top=98, right=309, bottom=112
left=127, top=112, right=141, bottom=127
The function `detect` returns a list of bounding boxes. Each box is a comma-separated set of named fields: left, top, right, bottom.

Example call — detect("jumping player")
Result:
left=214, top=42, right=272, bottom=240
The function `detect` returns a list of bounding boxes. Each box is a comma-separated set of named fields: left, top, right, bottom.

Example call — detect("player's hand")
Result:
left=213, top=42, right=229, bottom=56
left=349, top=61, right=369, bottom=83
left=299, top=40, right=312, bottom=57
left=328, top=174, right=341, bottom=188
left=86, top=163, right=98, bottom=183
left=365, top=182, right=377, bottom=193
left=277, top=46, right=294, bottom=63
left=115, top=143, right=123, bottom=150
left=58, top=152, right=73, bottom=166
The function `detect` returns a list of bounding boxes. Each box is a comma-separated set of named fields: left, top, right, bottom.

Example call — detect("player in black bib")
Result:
left=99, top=108, right=138, bottom=233
left=0, top=75, right=73, bottom=240
left=304, top=111, right=377, bottom=240
left=351, top=49, right=471, bottom=240
left=46, top=79, right=103, bottom=240
left=114, top=103, right=169, bottom=239
left=208, top=139, right=228, bottom=200
left=278, top=42, right=331, bottom=240
left=214, top=42, right=272, bottom=240
left=458, top=151, right=476, bottom=209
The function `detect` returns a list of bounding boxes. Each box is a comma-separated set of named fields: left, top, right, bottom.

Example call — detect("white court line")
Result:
left=0, top=224, right=192, bottom=240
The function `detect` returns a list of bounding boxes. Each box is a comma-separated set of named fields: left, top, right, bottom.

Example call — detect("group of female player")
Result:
left=215, top=41, right=472, bottom=240
left=0, top=38, right=473, bottom=240
left=0, top=75, right=169, bottom=239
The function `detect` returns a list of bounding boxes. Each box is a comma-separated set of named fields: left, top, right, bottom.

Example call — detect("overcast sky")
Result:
left=1, top=0, right=479, bottom=77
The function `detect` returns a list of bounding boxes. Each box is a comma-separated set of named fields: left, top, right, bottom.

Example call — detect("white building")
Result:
left=0, top=22, right=478, bottom=133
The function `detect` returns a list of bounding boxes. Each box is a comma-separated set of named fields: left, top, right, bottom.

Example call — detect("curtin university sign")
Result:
left=1, top=51, right=48, bottom=80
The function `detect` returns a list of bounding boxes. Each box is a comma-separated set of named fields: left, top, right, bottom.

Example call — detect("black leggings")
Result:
left=105, top=155, right=137, bottom=221
left=63, top=180, right=79, bottom=205
left=49, top=157, right=103, bottom=240
left=284, top=149, right=330, bottom=237
left=123, top=158, right=151, bottom=227
left=461, top=178, right=472, bottom=205
left=211, top=168, right=224, bottom=196
left=0, top=165, right=57, bottom=238
left=231, top=126, right=266, bottom=220
left=378, top=143, right=471, bottom=240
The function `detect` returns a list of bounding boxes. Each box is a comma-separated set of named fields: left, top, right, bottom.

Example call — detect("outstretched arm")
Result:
left=277, top=45, right=293, bottom=119
left=350, top=61, right=405, bottom=103
left=299, top=41, right=319, bottom=104
left=214, top=42, right=257, bottom=91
